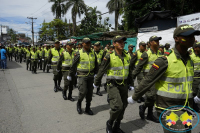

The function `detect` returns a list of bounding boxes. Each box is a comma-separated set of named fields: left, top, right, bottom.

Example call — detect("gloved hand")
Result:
left=93, top=83, right=98, bottom=89
left=56, top=69, right=60, bottom=72
left=94, top=74, right=97, bottom=78
left=129, top=86, right=134, bottom=91
left=48, top=64, right=51, bottom=66
left=38, top=60, right=40, bottom=62
left=127, top=96, right=136, bottom=104
left=67, top=76, right=72, bottom=81
left=103, top=74, right=106, bottom=77
left=75, top=72, right=77, bottom=76
left=42, top=59, right=44, bottom=61
left=194, top=96, right=200, bottom=103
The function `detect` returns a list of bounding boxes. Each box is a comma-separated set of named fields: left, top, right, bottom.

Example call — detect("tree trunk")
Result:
left=114, top=0, right=118, bottom=31
left=180, top=0, right=185, bottom=15
left=72, top=15, right=76, bottom=36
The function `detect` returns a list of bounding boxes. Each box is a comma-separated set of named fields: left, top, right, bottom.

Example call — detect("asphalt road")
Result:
left=0, top=60, right=200, bottom=133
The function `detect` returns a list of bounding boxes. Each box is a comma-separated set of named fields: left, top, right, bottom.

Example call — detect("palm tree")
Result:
left=106, top=0, right=124, bottom=31
left=86, top=6, right=101, bottom=16
left=49, top=0, right=66, bottom=19
left=65, top=0, right=87, bottom=36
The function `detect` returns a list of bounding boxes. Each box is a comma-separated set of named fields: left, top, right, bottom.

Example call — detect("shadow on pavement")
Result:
left=121, top=118, right=149, bottom=133
left=91, top=104, right=110, bottom=115
left=7, top=60, right=23, bottom=69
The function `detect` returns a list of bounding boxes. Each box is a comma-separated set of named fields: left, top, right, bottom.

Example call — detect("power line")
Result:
left=31, top=2, right=49, bottom=16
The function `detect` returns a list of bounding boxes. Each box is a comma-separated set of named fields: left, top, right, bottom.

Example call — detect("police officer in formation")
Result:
left=26, top=45, right=31, bottom=71
left=30, top=46, right=39, bottom=74
left=48, top=40, right=64, bottom=92
left=128, top=24, right=200, bottom=133
left=57, top=41, right=75, bottom=101
left=42, top=44, right=50, bottom=73
left=94, top=35, right=134, bottom=133
left=68, top=38, right=98, bottom=115
left=7, top=45, right=13, bottom=61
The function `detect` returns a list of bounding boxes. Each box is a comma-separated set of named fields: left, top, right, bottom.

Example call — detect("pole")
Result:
left=27, top=17, right=37, bottom=45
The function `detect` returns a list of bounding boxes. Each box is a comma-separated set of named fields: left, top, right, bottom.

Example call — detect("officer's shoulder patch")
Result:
left=164, top=50, right=172, bottom=56
left=145, top=49, right=148, bottom=51
left=152, top=63, right=159, bottom=70
left=140, top=58, right=143, bottom=60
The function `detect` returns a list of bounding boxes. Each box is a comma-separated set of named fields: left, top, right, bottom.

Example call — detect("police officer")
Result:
left=26, top=45, right=31, bottom=71
left=164, top=43, right=171, bottom=52
left=109, top=45, right=114, bottom=52
left=189, top=41, right=200, bottom=113
left=68, top=38, right=98, bottom=115
left=48, top=40, right=64, bottom=92
left=7, top=45, right=13, bottom=61
left=77, top=42, right=82, bottom=50
left=37, top=46, right=43, bottom=70
left=128, top=44, right=135, bottom=58
left=159, top=44, right=165, bottom=55
left=130, top=41, right=146, bottom=103
left=94, top=35, right=134, bottom=133
left=132, top=36, right=162, bottom=123
left=17, top=45, right=23, bottom=63
left=30, top=46, right=39, bottom=74
left=93, top=41, right=107, bottom=96
left=57, top=41, right=75, bottom=101
left=128, top=24, right=200, bottom=133
left=42, top=44, right=50, bottom=73
left=14, top=44, right=18, bottom=61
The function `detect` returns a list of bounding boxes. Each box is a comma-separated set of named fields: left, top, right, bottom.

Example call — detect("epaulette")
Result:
left=109, top=51, right=113, bottom=54
left=145, top=49, right=148, bottom=51
left=133, top=52, right=137, bottom=56
left=164, top=50, right=172, bottom=56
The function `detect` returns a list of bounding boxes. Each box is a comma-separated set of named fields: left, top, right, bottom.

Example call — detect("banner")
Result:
left=177, top=13, right=200, bottom=26
left=138, top=26, right=158, bottom=33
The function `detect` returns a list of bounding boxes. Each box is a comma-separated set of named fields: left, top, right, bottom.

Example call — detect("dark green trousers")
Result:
left=78, top=76, right=94, bottom=103
left=26, top=58, right=31, bottom=70
left=107, top=83, right=128, bottom=121
left=31, top=60, right=37, bottom=72
left=63, top=71, right=73, bottom=94
left=52, top=66, right=62, bottom=81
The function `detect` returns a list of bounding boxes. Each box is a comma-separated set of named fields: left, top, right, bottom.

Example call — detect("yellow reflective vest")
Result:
left=77, top=49, right=95, bottom=73
left=155, top=50, right=194, bottom=110
left=143, top=49, right=161, bottom=72
left=107, top=51, right=130, bottom=83
left=95, top=50, right=104, bottom=65
left=51, top=48, right=64, bottom=63
left=26, top=50, right=31, bottom=58
left=62, top=50, right=75, bottom=68
left=31, top=51, right=38, bottom=60
left=135, top=50, right=143, bottom=67
left=190, top=51, right=200, bottom=75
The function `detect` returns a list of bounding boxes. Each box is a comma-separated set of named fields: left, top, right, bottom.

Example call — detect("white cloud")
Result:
left=0, top=0, right=122, bottom=41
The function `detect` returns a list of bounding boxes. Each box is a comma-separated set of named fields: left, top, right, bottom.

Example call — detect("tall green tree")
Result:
left=65, top=0, right=87, bottom=36
left=49, top=0, right=66, bottom=19
left=106, top=0, right=124, bottom=31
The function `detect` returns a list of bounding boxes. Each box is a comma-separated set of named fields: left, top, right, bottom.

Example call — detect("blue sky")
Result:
left=0, top=0, right=122, bottom=42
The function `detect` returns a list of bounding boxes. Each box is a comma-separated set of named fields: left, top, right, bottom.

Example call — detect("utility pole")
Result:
left=27, top=17, right=37, bottom=45
left=1, top=24, right=2, bottom=43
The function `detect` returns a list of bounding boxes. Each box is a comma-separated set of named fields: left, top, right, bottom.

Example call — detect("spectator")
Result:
left=0, top=45, right=7, bottom=70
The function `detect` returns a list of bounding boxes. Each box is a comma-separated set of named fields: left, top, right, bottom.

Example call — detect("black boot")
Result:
left=113, top=120, right=125, bottom=133
left=57, top=80, right=63, bottom=91
left=139, top=104, right=147, bottom=119
left=85, top=103, right=93, bottom=115
left=96, top=87, right=102, bottom=96
left=137, top=98, right=141, bottom=103
left=54, top=86, right=58, bottom=92
left=106, top=120, right=113, bottom=133
left=68, top=92, right=75, bottom=101
left=146, top=106, right=159, bottom=123
left=54, top=80, right=58, bottom=92
left=77, top=101, right=82, bottom=114
left=62, top=90, right=67, bottom=100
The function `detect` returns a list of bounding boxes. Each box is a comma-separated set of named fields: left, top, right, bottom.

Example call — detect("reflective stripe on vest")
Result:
left=77, top=49, right=95, bottom=72
left=18, top=48, right=22, bottom=53
left=51, top=48, right=64, bottom=63
left=62, top=51, right=75, bottom=67
left=155, top=50, right=194, bottom=110
left=26, top=50, right=31, bottom=57
left=135, top=50, right=143, bottom=67
left=143, top=49, right=160, bottom=72
left=95, top=50, right=104, bottom=65
left=190, top=52, right=200, bottom=74
left=31, top=51, right=38, bottom=60
left=107, top=51, right=130, bottom=81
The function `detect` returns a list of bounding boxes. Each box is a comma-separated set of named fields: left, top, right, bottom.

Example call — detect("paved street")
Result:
left=0, top=60, right=200, bottom=133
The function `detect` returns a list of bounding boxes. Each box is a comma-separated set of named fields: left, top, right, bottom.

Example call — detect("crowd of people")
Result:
left=1, top=24, right=200, bottom=133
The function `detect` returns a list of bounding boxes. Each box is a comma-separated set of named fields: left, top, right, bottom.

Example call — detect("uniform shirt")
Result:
left=94, top=50, right=134, bottom=86
left=69, top=48, right=99, bottom=77
left=94, top=50, right=107, bottom=66
left=0, top=48, right=7, bottom=60
left=132, top=48, right=159, bottom=79
left=57, top=49, right=74, bottom=70
left=132, top=47, right=191, bottom=101
left=189, top=51, right=200, bottom=78
left=48, top=47, right=63, bottom=64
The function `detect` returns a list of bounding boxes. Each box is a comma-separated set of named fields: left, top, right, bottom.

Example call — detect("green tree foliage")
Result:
left=7, top=28, right=17, bottom=43
left=65, top=0, right=87, bottom=36
left=49, top=0, right=66, bottom=19
left=38, top=19, right=72, bottom=42
left=106, top=0, right=124, bottom=31
left=123, top=0, right=200, bottom=31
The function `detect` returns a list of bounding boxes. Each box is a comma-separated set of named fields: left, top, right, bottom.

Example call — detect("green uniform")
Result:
left=132, top=48, right=194, bottom=133
left=30, top=50, right=39, bottom=73
left=57, top=49, right=75, bottom=99
left=37, top=49, right=43, bottom=70
left=69, top=49, right=98, bottom=104
left=26, top=49, right=31, bottom=70
left=94, top=50, right=133, bottom=122
left=14, top=46, right=18, bottom=61
left=189, top=50, right=200, bottom=112
left=17, top=47, right=23, bottom=63
left=48, top=47, right=64, bottom=88
left=42, top=48, right=50, bottom=72
left=132, top=48, right=162, bottom=107
left=7, top=47, right=13, bottom=61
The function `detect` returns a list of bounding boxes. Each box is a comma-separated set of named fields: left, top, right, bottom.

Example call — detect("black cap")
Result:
left=78, top=42, right=82, bottom=45
left=94, top=41, right=101, bottom=46
left=174, top=24, right=200, bottom=37
left=67, top=41, right=74, bottom=45
left=139, top=41, right=146, bottom=46
left=82, top=38, right=91, bottom=43
left=165, top=43, right=170, bottom=46
left=55, top=40, right=60, bottom=44
left=159, top=45, right=165, bottom=48
left=193, top=42, right=200, bottom=48
left=149, top=36, right=162, bottom=42
left=113, top=35, right=127, bottom=42
left=128, top=44, right=135, bottom=48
